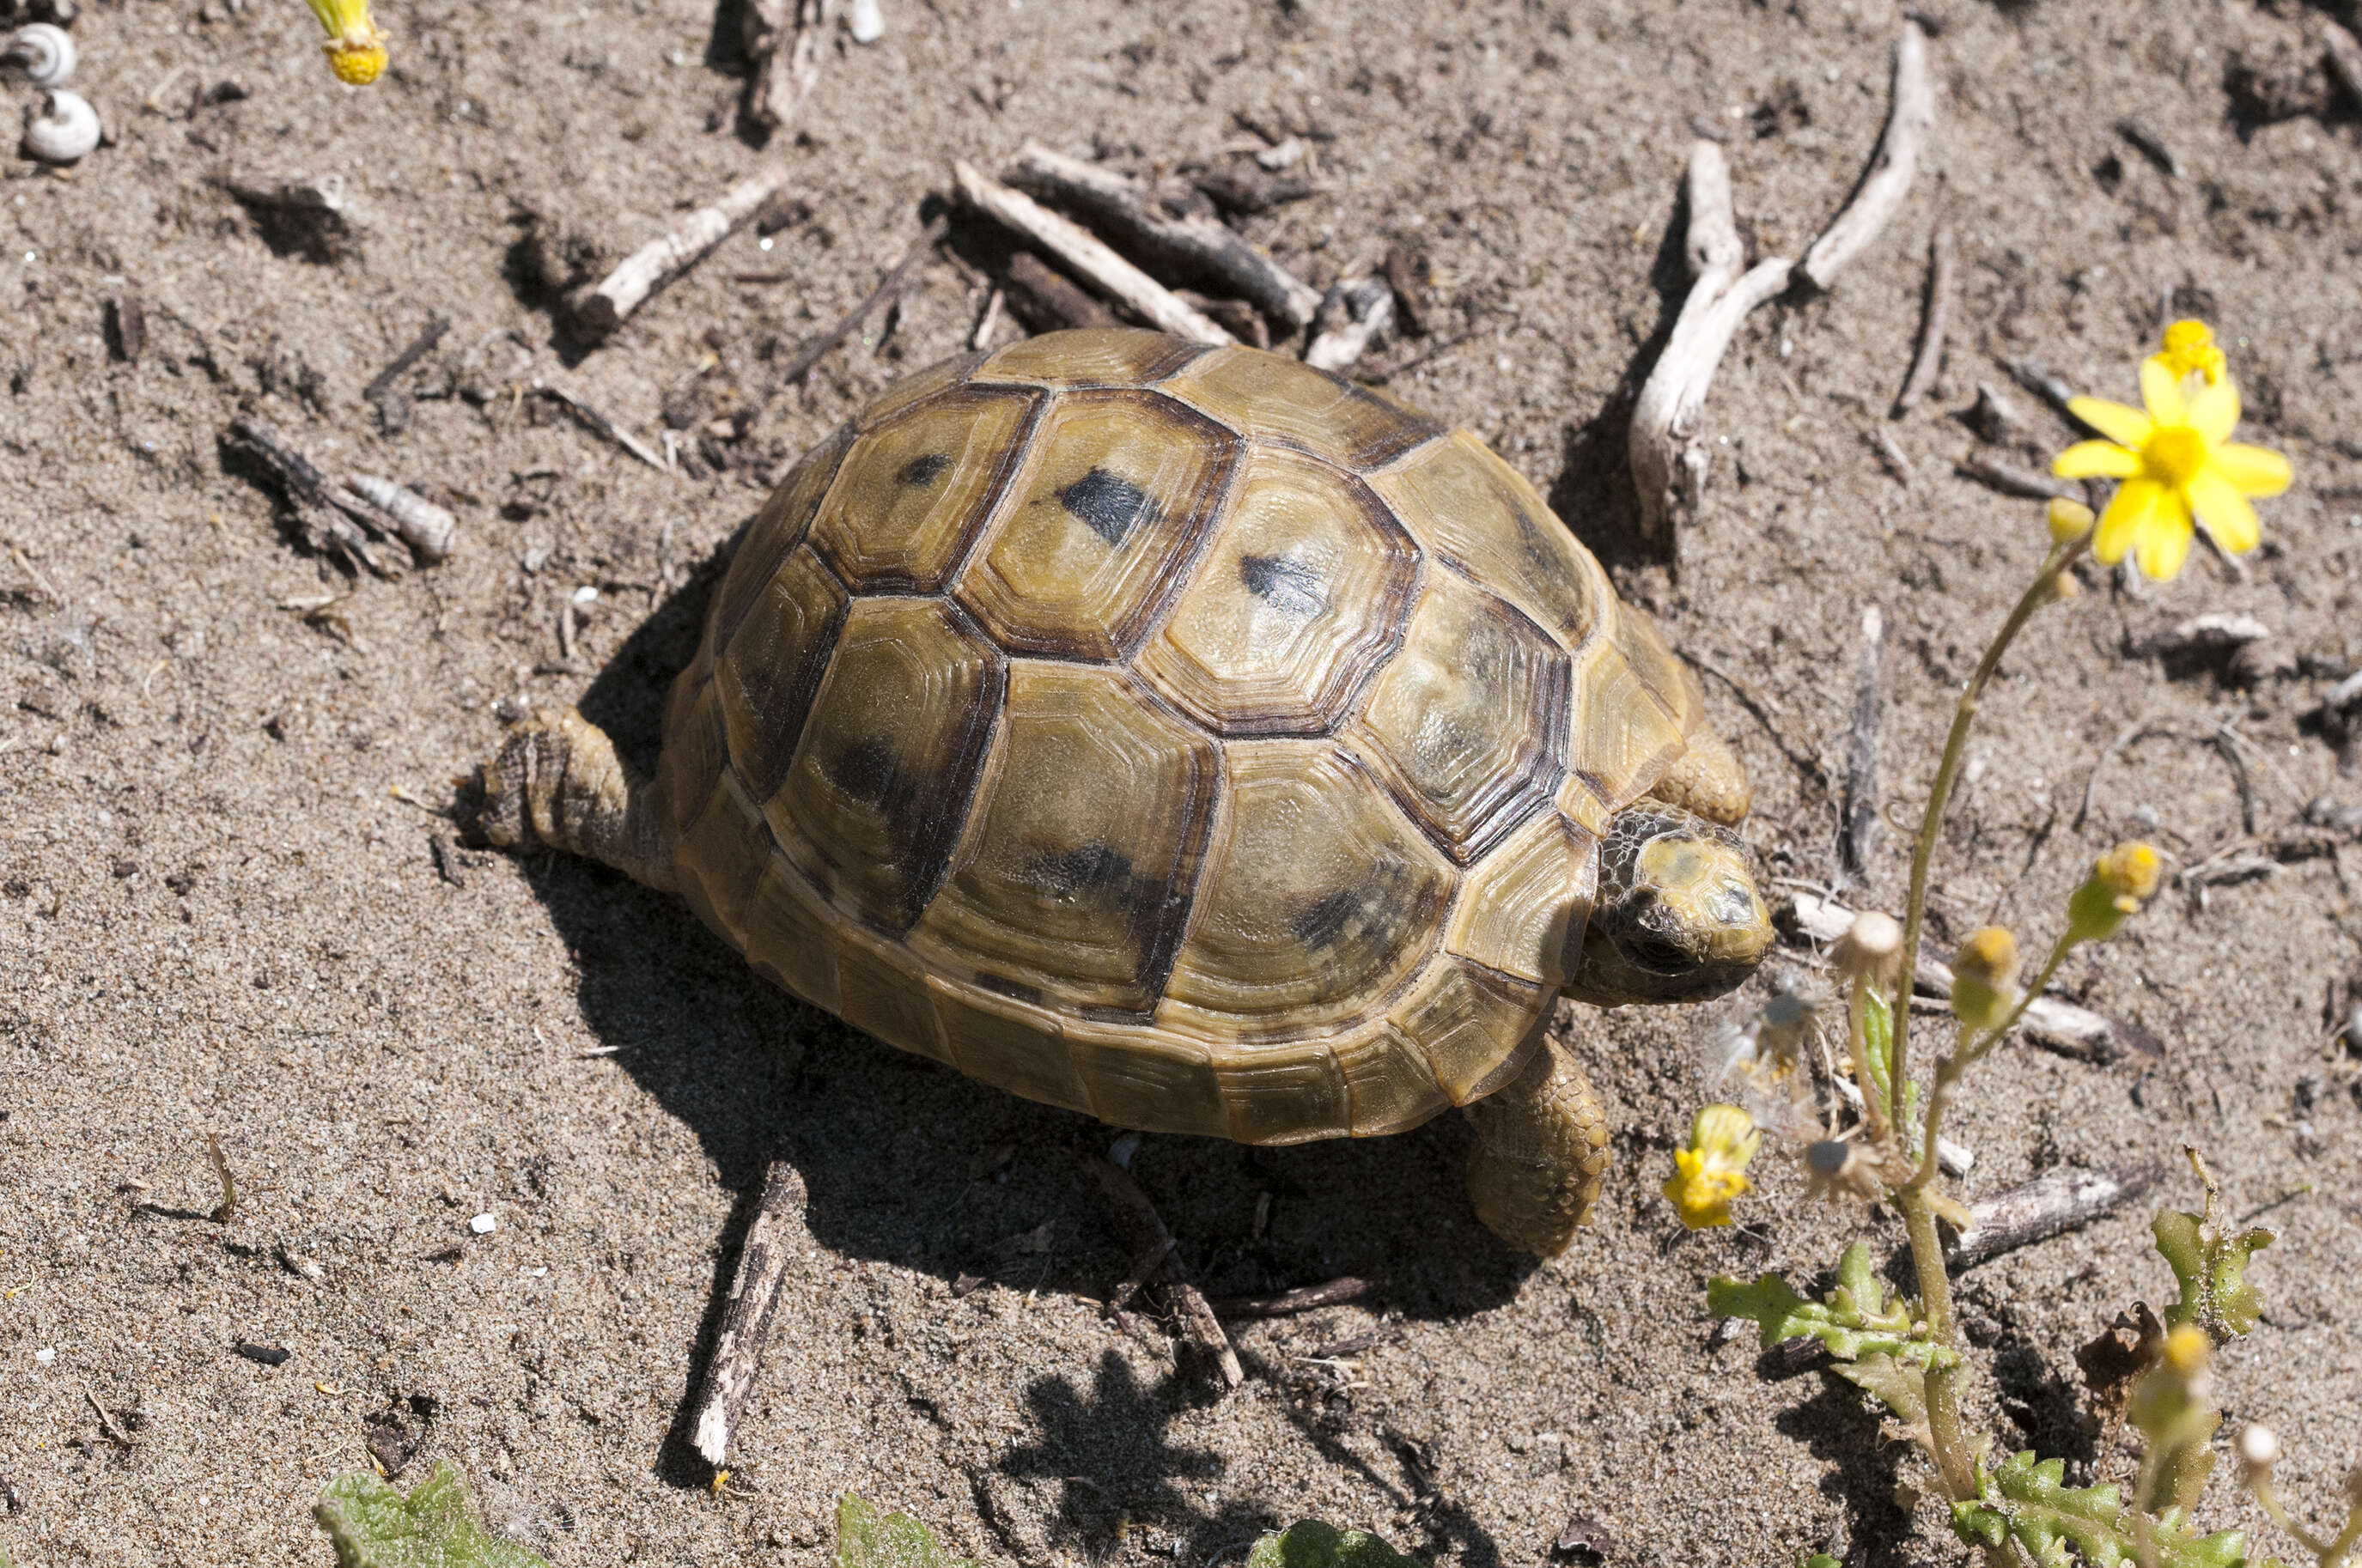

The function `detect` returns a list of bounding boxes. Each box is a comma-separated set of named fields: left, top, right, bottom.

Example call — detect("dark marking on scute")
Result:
left=829, top=737, right=899, bottom=804
left=1289, top=855, right=1443, bottom=958
left=1057, top=467, right=1155, bottom=547
left=1294, top=887, right=1365, bottom=951
left=1239, top=554, right=1325, bottom=616
left=974, top=971, right=1046, bottom=1006
left=897, top=453, right=953, bottom=488
left=1023, top=842, right=1136, bottom=902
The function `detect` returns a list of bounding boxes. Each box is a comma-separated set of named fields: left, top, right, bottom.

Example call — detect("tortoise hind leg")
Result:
left=1463, top=1023, right=1610, bottom=1256
left=478, top=706, right=679, bottom=891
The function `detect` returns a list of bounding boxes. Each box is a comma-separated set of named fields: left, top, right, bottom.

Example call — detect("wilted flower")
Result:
left=2066, top=841, right=2162, bottom=945
left=1831, top=910, right=1903, bottom=993
left=1949, top=927, right=2021, bottom=1033
left=1701, top=984, right=1822, bottom=1139
left=1801, top=1137, right=1904, bottom=1205
left=1663, top=1104, right=1761, bottom=1231
left=2237, top=1423, right=2280, bottom=1478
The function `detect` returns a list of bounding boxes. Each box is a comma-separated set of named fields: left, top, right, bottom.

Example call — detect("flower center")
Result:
left=2141, top=425, right=2208, bottom=487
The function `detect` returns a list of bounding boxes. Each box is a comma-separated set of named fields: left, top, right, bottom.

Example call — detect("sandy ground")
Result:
left=4, top=0, right=2361, bottom=1562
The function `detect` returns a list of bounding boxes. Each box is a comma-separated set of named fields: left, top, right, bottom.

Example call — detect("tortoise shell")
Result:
left=650, top=329, right=1711, bottom=1145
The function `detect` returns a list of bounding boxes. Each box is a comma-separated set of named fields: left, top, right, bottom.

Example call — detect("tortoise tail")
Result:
left=478, top=706, right=678, bottom=891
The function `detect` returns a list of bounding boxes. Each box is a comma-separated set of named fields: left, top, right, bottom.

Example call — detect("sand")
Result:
left=3, top=0, right=2359, bottom=1562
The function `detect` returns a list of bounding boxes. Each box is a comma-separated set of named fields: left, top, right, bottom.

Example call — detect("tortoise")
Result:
left=480, top=328, right=1773, bottom=1256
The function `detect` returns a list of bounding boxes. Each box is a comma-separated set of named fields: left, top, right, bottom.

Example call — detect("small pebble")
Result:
left=848, top=0, right=882, bottom=43
left=33, top=1347, right=55, bottom=1364
left=470, top=1212, right=497, bottom=1235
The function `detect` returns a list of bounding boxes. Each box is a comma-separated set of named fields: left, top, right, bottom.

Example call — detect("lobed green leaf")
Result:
left=314, top=1462, right=552, bottom=1568
left=1246, top=1522, right=1428, bottom=1568
left=837, top=1495, right=987, bottom=1568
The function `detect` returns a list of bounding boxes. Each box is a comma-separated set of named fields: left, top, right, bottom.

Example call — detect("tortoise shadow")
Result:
left=506, top=535, right=1540, bottom=1478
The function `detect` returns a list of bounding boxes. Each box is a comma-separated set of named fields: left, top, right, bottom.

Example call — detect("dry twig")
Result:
left=571, top=171, right=790, bottom=339
left=1893, top=220, right=1952, bottom=413
left=1209, top=1277, right=1374, bottom=1319
left=1083, top=1158, right=1243, bottom=1391
left=534, top=385, right=670, bottom=471
left=1839, top=605, right=1886, bottom=887
left=690, top=1159, right=809, bottom=1468
left=774, top=215, right=950, bottom=386
left=1001, top=250, right=1119, bottom=332
left=224, top=414, right=408, bottom=577
left=1006, top=142, right=1321, bottom=329
left=2326, top=20, right=2362, bottom=111
left=1945, top=1162, right=2166, bottom=1269
left=1801, top=22, right=1936, bottom=290
left=742, top=0, right=832, bottom=132
left=1303, top=277, right=1395, bottom=373
left=953, top=161, right=1234, bottom=346
left=1955, top=453, right=2085, bottom=504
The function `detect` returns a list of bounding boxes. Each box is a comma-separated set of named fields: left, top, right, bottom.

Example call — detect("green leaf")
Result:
left=1859, top=989, right=1896, bottom=1113
left=836, top=1496, right=987, bottom=1568
left=1246, top=1522, right=1428, bottom=1568
left=1708, top=1243, right=1958, bottom=1375
left=314, top=1462, right=552, bottom=1568
left=1946, top=1451, right=2249, bottom=1568
left=2152, top=1208, right=2272, bottom=1340
left=1835, top=1352, right=1930, bottom=1436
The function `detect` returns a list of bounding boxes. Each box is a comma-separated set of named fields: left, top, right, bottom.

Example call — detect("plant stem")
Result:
left=1896, top=1184, right=1977, bottom=1498
left=1890, top=538, right=2085, bottom=1134
left=1905, top=933, right=2074, bottom=1191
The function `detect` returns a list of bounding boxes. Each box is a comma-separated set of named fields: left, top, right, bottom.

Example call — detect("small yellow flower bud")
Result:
left=1949, top=927, right=2020, bottom=1032
left=2158, top=319, right=2226, bottom=386
left=2131, top=1324, right=2215, bottom=1451
left=2047, top=496, right=2097, bottom=544
left=2067, top=841, right=2162, bottom=945
left=2159, top=1322, right=2209, bottom=1375
left=1832, top=910, right=1903, bottom=992
left=1661, top=1103, right=1760, bottom=1231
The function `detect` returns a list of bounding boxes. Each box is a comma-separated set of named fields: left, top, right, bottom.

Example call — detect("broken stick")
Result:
left=1083, top=1158, right=1243, bottom=1390
left=743, top=0, right=832, bottom=131
left=571, top=170, right=790, bottom=340
left=1893, top=220, right=1952, bottom=413
left=1005, top=141, right=1322, bottom=330
left=224, top=414, right=407, bottom=577
left=1001, top=250, right=1119, bottom=332
left=1302, top=277, right=1395, bottom=373
left=689, top=1159, right=809, bottom=1468
left=773, top=215, right=950, bottom=387
left=1209, top=1277, right=1375, bottom=1319
left=953, top=161, right=1235, bottom=347
left=1945, top=1161, right=2166, bottom=1269
left=1800, top=22, right=1934, bottom=290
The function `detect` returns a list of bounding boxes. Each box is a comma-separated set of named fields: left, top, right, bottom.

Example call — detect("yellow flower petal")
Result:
left=2066, top=397, right=2152, bottom=449
left=2134, top=491, right=2195, bottom=581
left=2188, top=471, right=2261, bottom=554
left=2187, top=378, right=2240, bottom=445
left=2211, top=442, right=2292, bottom=498
left=2091, top=477, right=2163, bottom=566
left=2139, top=357, right=2187, bottom=425
left=2053, top=441, right=2140, bottom=480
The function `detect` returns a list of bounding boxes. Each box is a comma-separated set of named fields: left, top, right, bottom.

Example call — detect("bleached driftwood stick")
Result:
left=1788, top=892, right=2163, bottom=1066
left=1006, top=141, right=1323, bottom=329
left=572, top=171, right=789, bottom=339
left=1302, top=277, right=1395, bottom=373
left=1628, top=143, right=1794, bottom=557
left=689, top=1159, right=809, bottom=1468
left=1946, top=1162, right=2166, bottom=1269
left=1629, top=22, right=1934, bottom=562
left=953, top=161, right=1235, bottom=347
left=1894, top=219, right=1953, bottom=413
left=744, top=0, right=833, bottom=131
left=1801, top=23, right=1934, bottom=290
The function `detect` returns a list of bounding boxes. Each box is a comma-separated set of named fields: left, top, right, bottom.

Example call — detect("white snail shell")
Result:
left=24, top=88, right=99, bottom=163
left=2, top=22, right=76, bottom=88
left=847, top=0, right=883, bottom=44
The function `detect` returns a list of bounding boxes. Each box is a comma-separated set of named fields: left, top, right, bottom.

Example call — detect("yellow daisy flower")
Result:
left=2051, top=344, right=2291, bottom=582
left=304, top=0, right=389, bottom=83
left=1662, top=1104, right=1760, bottom=1231
left=2155, top=319, right=2225, bottom=386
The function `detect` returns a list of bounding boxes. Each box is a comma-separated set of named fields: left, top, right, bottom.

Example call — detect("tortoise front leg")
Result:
left=479, top=706, right=678, bottom=891
left=1462, top=1021, right=1610, bottom=1256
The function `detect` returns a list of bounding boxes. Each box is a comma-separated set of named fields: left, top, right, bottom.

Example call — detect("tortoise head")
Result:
left=1565, top=802, right=1772, bottom=1006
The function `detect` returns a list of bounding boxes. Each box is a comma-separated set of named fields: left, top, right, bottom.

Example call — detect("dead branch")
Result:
left=773, top=214, right=950, bottom=386
left=571, top=170, right=789, bottom=340
left=1083, top=1158, right=1243, bottom=1391
left=1800, top=22, right=1934, bottom=290
left=1894, top=220, right=1952, bottom=413
left=1628, top=141, right=1794, bottom=558
left=1955, top=453, right=2085, bottom=504
left=1839, top=605, right=1886, bottom=886
left=743, top=0, right=832, bottom=132
left=689, top=1159, right=809, bottom=1468
left=1788, top=892, right=2163, bottom=1066
left=1303, top=277, right=1395, bottom=373
left=953, top=161, right=1235, bottom=346
left=534, top=385, right=670, bottom=471
left=1002, top=249, right=1120, bottom=332
left=1006, top=142, right=1321, bottom=329
left=1209, top=1277, right=1375, bottom=1319
left=1945, top=1161, right=2166, bottom=1269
